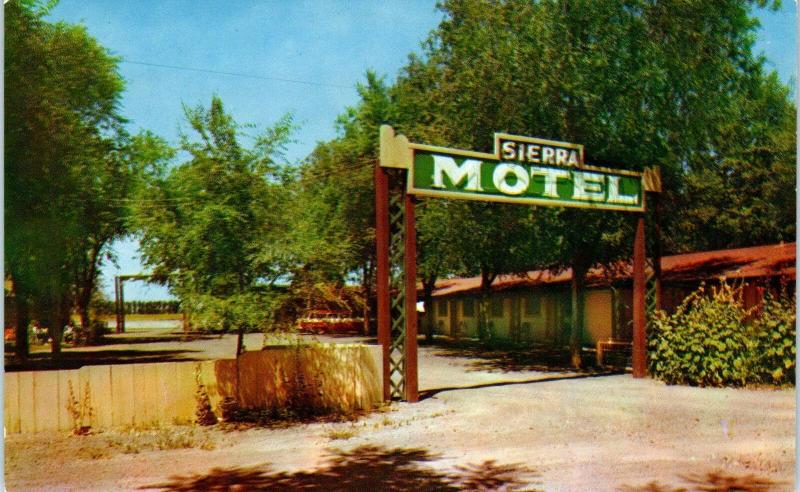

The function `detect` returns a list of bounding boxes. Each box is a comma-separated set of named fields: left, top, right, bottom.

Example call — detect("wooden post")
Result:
left=569, top=269, right=584, bottom=369
left=404, top=193, right=419, bottom=403
left=374, top=163, right=391, bottom=401
left=632, top=216, right=647, bottom=378
left=118, top=278, right=125, bottom=334
left=114, top=276, right=122, bottom=334
left=652, top=194, right=663, bottom=311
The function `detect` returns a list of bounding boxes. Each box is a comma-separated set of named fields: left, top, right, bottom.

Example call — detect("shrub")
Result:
left=194, top=370, right=218, bottom=426
left=74, top=320, right=109, bottom=346
left=751, top=292, right=796, bottom=385
left=648, top=283, right=753, bottom=386
left=648, top=282, right=796, bottom=387
left=182, top=291, right=284, bottom=334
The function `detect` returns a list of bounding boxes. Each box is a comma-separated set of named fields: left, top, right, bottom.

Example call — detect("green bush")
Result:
left=751, top=292, right=796, bottom=385
left=648, top=282, right=795, bottom=387
left=182, top=291, right=285, bottom=334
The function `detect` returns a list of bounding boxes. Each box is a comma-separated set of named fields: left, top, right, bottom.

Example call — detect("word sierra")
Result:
left=499, top=137, right=582, bottom=167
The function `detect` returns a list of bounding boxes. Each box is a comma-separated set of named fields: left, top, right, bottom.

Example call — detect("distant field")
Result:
left=98, top=313, right=183, bottom=321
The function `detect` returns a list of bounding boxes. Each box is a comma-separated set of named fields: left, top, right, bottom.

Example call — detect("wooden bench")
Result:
left=596, top=339, right=632, bottom=367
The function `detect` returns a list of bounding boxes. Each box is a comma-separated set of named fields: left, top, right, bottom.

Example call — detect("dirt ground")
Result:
left=4, top=328, right=796, bottom=491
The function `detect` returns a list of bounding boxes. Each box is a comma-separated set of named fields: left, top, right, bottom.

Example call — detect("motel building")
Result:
left=425, top=242, right=795, bottom=352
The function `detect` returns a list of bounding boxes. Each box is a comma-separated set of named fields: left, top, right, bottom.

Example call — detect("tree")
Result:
left=5, top=1, right=127, bottom=356
left=132, top=96, right=294, bottom=353
left=415, top=199, right=462, bottom=341
left=386, top=0, right=793, bottom=365
left=288, top=72, right=393, bottom=333
left=670, top=70, right=796, bottom=251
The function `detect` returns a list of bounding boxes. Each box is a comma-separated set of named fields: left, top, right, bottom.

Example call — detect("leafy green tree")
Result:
left=132, top=96, right=294, bottom=353
left=415, top=199, right=463, bottom=341
left=387, top=0, right=792, bottom=365
left=5, top=1, right=127, bottom=355
left=288, top=73, right=393, bottom=332
left=670, top=71, right=796, bottom=251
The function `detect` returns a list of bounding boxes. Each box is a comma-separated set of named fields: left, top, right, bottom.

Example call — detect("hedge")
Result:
left=648, top=282, right=795, bottom=387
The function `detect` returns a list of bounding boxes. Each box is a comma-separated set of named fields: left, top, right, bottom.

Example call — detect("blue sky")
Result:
left=46, top=1, right=797, bottom=301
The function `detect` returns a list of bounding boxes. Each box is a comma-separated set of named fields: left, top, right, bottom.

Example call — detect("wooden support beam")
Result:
left=632, top=216, right=647, bottom=378
left=652, top=194, right=663, bottom=311
left=114, top=277, right=122, bottom=334
left=374, top=163, right=391, bottom=401
left=118, top=278, right=126, bottom=334
left=404, top=193, right=418, bottom=403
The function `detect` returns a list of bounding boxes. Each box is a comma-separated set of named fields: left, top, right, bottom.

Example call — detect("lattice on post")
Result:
left=645, top=258, right=660, bottom=318
left=387, top=190, right=407, bottom=400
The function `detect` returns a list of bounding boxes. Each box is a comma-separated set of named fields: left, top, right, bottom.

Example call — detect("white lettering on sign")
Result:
left=572, top=171, right=606, bottom=201
left=542, top=147, right=555, bottom=164
left=431, top=155, right=483, bottom=191
left=493, top=163, right=529, bottom=195
left=606, top=176, right=638, bottom=205
left=527, top=145, right=540, bottom=162
left=530, top=167, right=570, bottom=198
left=426, top=154, right=640, bottom=208
left=501, top=141, right=516, bottom=160
left=501, top=141, right=580, bottom=167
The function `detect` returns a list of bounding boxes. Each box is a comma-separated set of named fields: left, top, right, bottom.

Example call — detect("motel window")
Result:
left=438, top=301, right=448, bottom=317
left=491, top=297, right=504, bottom=317
left=525, top=295, right=541, bottom=315
left=462, top=299, right=475, bottom=317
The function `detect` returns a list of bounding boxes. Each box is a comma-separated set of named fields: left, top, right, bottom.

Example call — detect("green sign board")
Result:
left=380, top=126, right=659, bottom=212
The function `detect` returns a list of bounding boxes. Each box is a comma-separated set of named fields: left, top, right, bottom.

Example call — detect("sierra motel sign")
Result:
left=380, top=125, right=662, bottom=211
left=376, top=125, right=661, bottom=402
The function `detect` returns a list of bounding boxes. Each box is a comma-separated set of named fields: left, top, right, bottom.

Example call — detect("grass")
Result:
left=74, top=425, right=217, bottom=459
left=97, top=313, right=183, bottom=321
left=370, top=409, right=456, bottom=431
left=324, top=426, right=359, bottom=440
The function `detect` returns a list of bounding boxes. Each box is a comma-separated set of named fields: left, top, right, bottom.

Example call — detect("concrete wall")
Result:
left=5, top=344, right=382, bottom=434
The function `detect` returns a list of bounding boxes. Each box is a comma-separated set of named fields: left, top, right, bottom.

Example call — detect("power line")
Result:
left=120, top=59, right=353, bottom=90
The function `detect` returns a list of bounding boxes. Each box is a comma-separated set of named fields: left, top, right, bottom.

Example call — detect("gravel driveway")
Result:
left=5, top=330, right=795, bottom=491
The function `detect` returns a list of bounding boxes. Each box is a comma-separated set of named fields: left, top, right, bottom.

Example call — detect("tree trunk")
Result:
left=75, top=243, right=100, bottom=330
left=77, top=278, right=92, bottom=334
left=361, top=264, right=371, bottom=336
left=478, top=270, right=496, bottom=343
left=236, top=327, right=244, bottom=357
left=48, top=295, right=69, bottom=355
left=422, top=276, right=436, bottom=342
left=570, top=262, right=588, bottom=369
left=14, top=296, right=29, bottom=359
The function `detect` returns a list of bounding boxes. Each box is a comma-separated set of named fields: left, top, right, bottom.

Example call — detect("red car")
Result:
left=297, top=310, right=363, bottom=334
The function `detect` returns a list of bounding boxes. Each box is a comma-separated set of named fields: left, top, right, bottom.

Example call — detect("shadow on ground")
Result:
left=141, top=444, right=539, bottom=491
left=419, top=371, right=618, bottom=401
left=4, top=348, right=202, bottom=372
left=422, top=338, right=620, bottom=373
left=94, top=332, right=224, bottom=346
left=620, top=470, right=782, bottom=491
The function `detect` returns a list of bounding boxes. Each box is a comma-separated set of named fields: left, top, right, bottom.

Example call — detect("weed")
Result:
left=194, top=367, right=218, bottom=426
left=65, top=381, right=94, bottom=435
left=117, top=426, right=216, bottom=454
left=76, top=443, right=112, bottom=460
left=153, top=427, right=210, bottom=450
left=324, top=425, right=358, bottom=440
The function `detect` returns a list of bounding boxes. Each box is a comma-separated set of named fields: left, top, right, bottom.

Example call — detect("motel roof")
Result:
left=431, top=242, right=796, bottom=298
